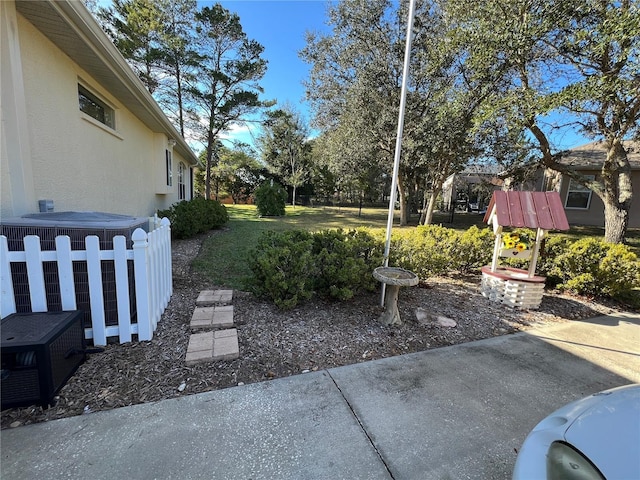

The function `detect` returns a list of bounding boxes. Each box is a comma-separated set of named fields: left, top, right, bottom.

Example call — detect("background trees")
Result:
left=94, top=0, right=638, bottom=241
left=443, top=0, right=639, bottom=243
left=96, top=0, right=268, bottom=201
left=257, top=106, right=312, bottom=207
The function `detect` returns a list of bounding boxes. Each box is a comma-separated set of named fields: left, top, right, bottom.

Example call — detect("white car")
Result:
left=513, top=384, right=640, bottom=480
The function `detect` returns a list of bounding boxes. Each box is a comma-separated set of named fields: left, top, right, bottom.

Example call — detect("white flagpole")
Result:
left=381, top=0, right=417, bottom=306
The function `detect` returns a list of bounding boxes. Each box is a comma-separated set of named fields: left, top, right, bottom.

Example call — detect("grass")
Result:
left=192, top=204, right=640, bottom=290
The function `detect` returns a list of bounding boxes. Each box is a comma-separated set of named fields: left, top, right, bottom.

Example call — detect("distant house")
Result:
left=442, top=165, right=504, bottom=212
left=1, top=0, right=199, bottom=219
left=443, top=141, right=640, bottom=228
left=540, top=141, right=640, bottom=228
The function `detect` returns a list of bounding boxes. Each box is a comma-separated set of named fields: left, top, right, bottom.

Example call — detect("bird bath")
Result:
left=373, top=266, right=419, bottom=326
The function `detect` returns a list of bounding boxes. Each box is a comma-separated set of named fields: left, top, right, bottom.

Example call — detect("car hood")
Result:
left=564, top=385, right=640, bottom=479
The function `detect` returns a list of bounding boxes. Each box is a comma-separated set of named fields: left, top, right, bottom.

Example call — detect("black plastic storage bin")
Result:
left=1, top=311, right=86, bottom=409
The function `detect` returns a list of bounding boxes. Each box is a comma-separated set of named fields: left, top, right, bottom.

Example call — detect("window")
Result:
left=565, top=176, right=594, bottom=209
left=178, top=162, right=186, bottom=200
left=78, top=84, right=115, bottom=128
left=165, top=150, right=173, bottom=187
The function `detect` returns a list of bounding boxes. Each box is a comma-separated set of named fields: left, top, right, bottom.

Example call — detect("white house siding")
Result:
left=0, top=6, right=191, bottom=219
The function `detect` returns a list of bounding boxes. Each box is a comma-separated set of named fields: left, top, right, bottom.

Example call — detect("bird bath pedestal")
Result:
left=373, top=267, right=419, bottom=326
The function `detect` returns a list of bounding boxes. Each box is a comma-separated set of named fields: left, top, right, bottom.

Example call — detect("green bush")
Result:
left=248, top=228, right=383, bottom=308
left=454, top=225, right=495, bottom=273
left=247, top=222, right=640, bottom=307
left=254, top=181, right=287, bottom=217
left=158, top=197, right=228, bottom=239
left=390, top=225, right=457, bottom=277
left=543, top=237, right=640, bottom=298
left=311, top=229, right=383, bottom=300
left=389, top=225, right=493, bottom=276
left=247, top=230, right=315, bottom=309
left=536, top=235, right=573, bottom=287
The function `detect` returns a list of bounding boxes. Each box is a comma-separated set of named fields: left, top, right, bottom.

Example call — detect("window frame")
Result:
left=78, top=83, right=116, bottom=130
left=564, top=175, right=594, bottom=210
left=178, top=162, right=186, bottom=200
left=165, top=149, right=173, bottom=187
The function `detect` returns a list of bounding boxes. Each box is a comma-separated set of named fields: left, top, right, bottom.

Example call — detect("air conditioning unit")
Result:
left=0, top=212, right=149, bottom=336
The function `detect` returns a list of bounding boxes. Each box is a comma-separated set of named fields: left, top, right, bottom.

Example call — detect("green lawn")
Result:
left=191, top=204, right=392, bottom=289
left=192, top=204, right=640, bottom=290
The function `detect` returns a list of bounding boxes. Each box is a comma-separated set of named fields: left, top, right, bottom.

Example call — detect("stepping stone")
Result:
left=185, top=329, right=240, bottom=365
left=185, top=331, right=214, bottom=366
left=190, top=305, right=234, bottom=330
left=213, top=328, right=239, bottom=361
left=196, top=290, right=233, bottom=307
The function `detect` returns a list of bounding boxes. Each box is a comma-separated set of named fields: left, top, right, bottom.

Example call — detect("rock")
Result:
left=415, top=308, right=431, bottom=325
left=436, top=316, right=457, bottom=328
left=415, top=309, right=456, bottom=328
left=177, top=382, right=186, bottom=392
left=10, top=421, right=22, bottom=428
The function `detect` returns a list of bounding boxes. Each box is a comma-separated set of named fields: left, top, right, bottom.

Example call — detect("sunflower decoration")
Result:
left=502, top=232, right=530, bottom=252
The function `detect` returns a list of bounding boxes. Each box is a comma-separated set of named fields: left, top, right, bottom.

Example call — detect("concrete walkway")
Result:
left=2, top=313, right=639, bottom=480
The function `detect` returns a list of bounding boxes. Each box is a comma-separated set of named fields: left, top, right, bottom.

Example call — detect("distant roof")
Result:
left=483, top=191, right=570, bottom=231
left=561, top=140, right=640, bottom=170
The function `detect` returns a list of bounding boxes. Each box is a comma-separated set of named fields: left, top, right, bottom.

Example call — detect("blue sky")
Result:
left=213, top=1, right=333, bottom=148
left=213, top=1, right=588, bottom=151
left=97, top=0, right=588, bottom=151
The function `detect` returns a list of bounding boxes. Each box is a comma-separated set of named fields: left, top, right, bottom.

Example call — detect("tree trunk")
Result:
left=421, top=181, right=443, bottom=225
left=205, top=141, right=213, bottom=200
left=175, top=59, right=185, bottom=137
left=602, top=140, right=633, bottom=244
left=397, top=172, right=408, bottom=226
left=603, top=201, right=628, bottom=244
left=292, top=185, right=297, bottom=208
left=423, top=191, right=438, bottom=225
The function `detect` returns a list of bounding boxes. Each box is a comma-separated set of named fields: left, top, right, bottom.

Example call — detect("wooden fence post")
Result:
left=86, top=235, right=107, bottom=346
left=113, top=235, right=132, bottom=343
left=24, top=235, right=47, bottom=312
left=0, top=235, right=16, bottom=318
left=132, top=228, right=152, bottom=341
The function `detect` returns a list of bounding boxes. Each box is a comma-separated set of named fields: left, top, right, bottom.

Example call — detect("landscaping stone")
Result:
left=196, top=290, right=233, bottom=307
left=190, top=305, right=234, bottom=330
left=213, top=328, right=239, bottom=361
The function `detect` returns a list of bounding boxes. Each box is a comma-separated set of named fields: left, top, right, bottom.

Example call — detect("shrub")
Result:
left=158, top=197, right=228, bottom=239
left=247, top=230, right=315, bottom=309
left=536, top=235, right=573, bottom=287
left=248, top=228, right=383, bottom=308
left=389, top=225, right=493, bottom=277
left=311, top=229, right=383, bottom=300
left=546, top=238, right=640, bottom=298
left=454, top=225, right=495, bottom=273
left=254, top=181, right=287, bottom=217
left=389, top=225, right=458, bottom=278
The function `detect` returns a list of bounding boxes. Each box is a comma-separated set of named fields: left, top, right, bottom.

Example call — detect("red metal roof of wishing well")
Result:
left=483, top=191, right=570, bottom=231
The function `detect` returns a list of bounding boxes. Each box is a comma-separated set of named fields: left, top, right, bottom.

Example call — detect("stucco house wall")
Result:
left=1, top=0, right=198, bottom=219
left=542, top=141, right=640, bottom=229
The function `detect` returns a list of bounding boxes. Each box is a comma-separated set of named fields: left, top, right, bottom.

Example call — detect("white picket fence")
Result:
left=0, top=218, right=172, bottom=345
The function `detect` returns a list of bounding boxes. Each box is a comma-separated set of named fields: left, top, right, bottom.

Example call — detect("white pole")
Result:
left=381, top=0, right=417, bottom=306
